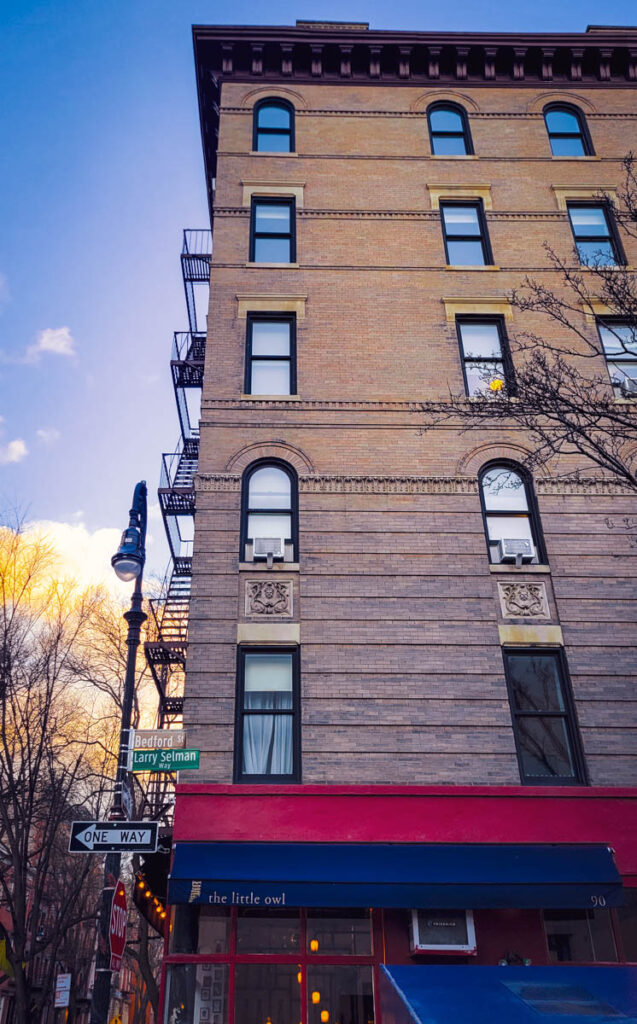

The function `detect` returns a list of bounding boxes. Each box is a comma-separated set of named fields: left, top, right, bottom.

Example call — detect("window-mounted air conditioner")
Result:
left=253, top=537, right=285, bottom=560
left=498, top=538, right=535, bottom=563
left=409, top=909, right=477, bottom=954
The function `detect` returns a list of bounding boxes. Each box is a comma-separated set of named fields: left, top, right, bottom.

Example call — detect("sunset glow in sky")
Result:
left=2, top=0, right=636, bottom=586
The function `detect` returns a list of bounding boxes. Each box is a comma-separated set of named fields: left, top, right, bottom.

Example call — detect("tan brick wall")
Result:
left=181, top=79, right=637, bottom=788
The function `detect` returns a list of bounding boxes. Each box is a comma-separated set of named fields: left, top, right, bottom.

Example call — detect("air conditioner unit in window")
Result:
left=253, top=537, right=284, bottom=560
left=619, top=377, right=637, bottom=396
left=498, top=538, right=535, bottom=563
left=409, top=909, right=476, bottom=954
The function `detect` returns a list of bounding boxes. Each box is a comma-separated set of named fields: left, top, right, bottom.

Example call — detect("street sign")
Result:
left=69, top=821, right=158, bottom=853
left=132, top=729, right=186, bottom=750
left=109, top=881, right=127, bottom=972
left=55, top=973, right=71, bottom=1008
left=131, top=748, right=200, bottom=772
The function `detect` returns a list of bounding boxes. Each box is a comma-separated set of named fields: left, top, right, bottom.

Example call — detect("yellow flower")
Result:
left=489, top=378, right=504, bottom=392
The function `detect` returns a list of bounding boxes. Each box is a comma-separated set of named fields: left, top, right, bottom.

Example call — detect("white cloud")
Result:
left=36, top=427, right=61, bottom=445
left=25, top=520, right=132, bottom=599
left=0, top=438, right=28, bottom=465
left=26, top=326, right=76, bottom=363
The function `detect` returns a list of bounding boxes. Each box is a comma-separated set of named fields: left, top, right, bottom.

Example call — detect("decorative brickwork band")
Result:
left=498, top=582, right=550, bottom=620
left=245, top=580, right=293, bottom=617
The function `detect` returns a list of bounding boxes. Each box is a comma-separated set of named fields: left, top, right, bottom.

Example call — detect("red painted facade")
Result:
left=174, top=785, right=637, bottom=882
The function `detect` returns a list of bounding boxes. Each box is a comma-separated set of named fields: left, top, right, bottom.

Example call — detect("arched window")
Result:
left=241, top=461, right=298, bottom=561
left=253, top=99, right=295, bottom=152
left=427, top=103, right=473, bottom=156
left=543, top=104, right=593, bottom=157
left=478, top=463, right=545, bottom=564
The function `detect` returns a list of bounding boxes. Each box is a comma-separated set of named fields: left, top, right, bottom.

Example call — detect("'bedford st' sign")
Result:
left=131, top=729, right=186, bottom=750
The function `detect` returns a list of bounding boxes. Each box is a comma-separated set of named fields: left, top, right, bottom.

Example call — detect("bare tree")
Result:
left=424, top=154, right=637, bottom=491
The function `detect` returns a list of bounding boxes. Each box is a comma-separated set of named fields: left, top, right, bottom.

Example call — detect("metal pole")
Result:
left=89, top=485, right=147, bottom=1024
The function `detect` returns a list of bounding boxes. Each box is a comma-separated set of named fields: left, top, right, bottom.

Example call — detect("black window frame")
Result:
left=502, top=647, right=588, bottom=787
left=596, top=317, right=637, bottom=398
left=245, top=313, right=297, bottom=396
left=478, top=460, right=547, bottom=565
left=427, top=102, right=474, bottom=156
left=456, top=315, right=516, bottom=397
left=440, top=200, right=493, bottom=267
left=543, top=103, right=594, bottom=157
left=249, top=197, right=296, bottom=264
left=252, top=98, right=295, bottom=153
left=240, top=458, right=299, bottom=562
left=234, top=645, right=301, bottom=783
left=566, top=200, right=625, bottom=267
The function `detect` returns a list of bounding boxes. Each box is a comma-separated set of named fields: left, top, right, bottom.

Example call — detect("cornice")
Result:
left=220, top=107, right=637, bottom=119
left=213, top=207, right=567, bottom=221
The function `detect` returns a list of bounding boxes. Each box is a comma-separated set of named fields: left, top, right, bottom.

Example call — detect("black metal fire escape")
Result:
left=145, top=230, right=211, bottom=727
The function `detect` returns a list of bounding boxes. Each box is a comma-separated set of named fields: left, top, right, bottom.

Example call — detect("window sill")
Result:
left=250, top=151, right=298, bottom=157
left=613, top=397, right=637, bottom=404
left=490, top=563, right=550, bottom=574
left=245, top=262, right=300, bottom=269
left=550, top=155, right=600, bottom=160
left=430, top=154, right=479, bottom=160
left=445, top=265, right=500, bottom=271
left=240, top=394, right=301, bottom=401
left=578, top=265, right=632, bottom=272
left=238, top=562, right=300, bottom=572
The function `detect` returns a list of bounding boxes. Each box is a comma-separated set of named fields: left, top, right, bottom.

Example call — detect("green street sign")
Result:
left=131, top=748, right=200, bottom=772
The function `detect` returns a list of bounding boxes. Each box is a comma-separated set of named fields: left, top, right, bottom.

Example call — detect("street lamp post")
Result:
left=89, top=481, right=147, bottom=1024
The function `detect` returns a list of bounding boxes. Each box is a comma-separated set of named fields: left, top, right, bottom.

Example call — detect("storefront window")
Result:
left=236, top=908, right=301, bottom=953
left=544, top=909, right=618, bottom=962
left=617, top=890, right=637, bottom=961
left=164, top=963, right=229, bottom=1024
left=307, top=910, right=372, bottom=955
left=170, top=906, right=230, bottom=954
left=235, top=964, right=301, bottom=1024
left=307, top=966, right=374, bottom=1024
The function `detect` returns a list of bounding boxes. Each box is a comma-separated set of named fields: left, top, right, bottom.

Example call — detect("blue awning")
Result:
left=381, top=966, right=637, bottom=1024
left=168, top=842, right=623, bottom=908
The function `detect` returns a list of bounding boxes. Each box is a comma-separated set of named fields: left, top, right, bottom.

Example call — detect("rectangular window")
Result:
left=246, top=315, right=296, bottom=395
left=440, top=201, right=492, bottom=266
left=235, top=648, right=300, bottom=782
left=456, top=318, right=514, bottom=396
left=307, top=966, right=374, bottom=1024
left=544, top=909, right=618, bottom=963
left=598, top=320, right=637, bottom=398
left=567, top=203, right=622, bottom=267
left=250, top=198, right=295, bottom=263
left=502, top=649, right=587, bottom=786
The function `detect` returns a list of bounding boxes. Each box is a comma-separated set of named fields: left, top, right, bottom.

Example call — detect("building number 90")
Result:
left=591, top=895, right=607, bottom=907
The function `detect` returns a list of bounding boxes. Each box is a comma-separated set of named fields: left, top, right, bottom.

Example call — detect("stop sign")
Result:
left=109, top=881, right=127, bottom=972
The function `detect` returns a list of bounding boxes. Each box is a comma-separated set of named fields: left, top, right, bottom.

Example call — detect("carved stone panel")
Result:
left=498, top=582, right=550, bottom=620
left=245, top=580, right=293, bottom=618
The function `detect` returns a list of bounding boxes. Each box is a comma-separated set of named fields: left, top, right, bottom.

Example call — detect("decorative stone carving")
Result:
left=498, top=582, right=550, bottom=620
left=246, top=580, right=293, bottom=618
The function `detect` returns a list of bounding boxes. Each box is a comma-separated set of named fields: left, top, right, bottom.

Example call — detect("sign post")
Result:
left=109, top=881, right=127, bottom=973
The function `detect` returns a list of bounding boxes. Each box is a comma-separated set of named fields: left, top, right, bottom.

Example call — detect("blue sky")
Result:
left=1, top=0, right=636, bottom=583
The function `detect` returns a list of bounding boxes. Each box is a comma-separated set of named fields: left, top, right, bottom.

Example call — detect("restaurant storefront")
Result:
left=160, top=786, right=637, bottom=1024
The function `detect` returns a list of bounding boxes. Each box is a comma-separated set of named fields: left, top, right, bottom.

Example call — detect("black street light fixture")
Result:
left=90, top=481, right=147, bottom=1024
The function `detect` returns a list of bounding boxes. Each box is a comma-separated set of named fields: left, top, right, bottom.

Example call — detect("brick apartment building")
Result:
left=153, top=20, right=637, bottom=1024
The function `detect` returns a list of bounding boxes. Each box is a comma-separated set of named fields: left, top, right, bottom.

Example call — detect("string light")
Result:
left=321, top=1012, right=329, bottom=1023
left=310, top=939, right=319, bottom=952
left=311, top=992, right=321, bottom=1004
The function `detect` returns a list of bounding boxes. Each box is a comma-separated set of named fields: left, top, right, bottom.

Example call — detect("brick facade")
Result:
left=184, top=26, right=637, bottom=788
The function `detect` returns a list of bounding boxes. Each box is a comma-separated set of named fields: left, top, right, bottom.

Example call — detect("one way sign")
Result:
left=69, top=821, right=159, bottom=854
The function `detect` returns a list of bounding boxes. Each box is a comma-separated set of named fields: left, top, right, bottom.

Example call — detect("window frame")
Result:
left=249, top=197, right=296, bottom=264
left=245, top=313, right=297, bottom=396
left=440, top=200, right=493, bottom=267
left=596, top=317, right=637, bottom=397
left=478, top=460, right=547, bottom=565
left=240, top=459, right=299, bottom=562
left=252, top=98, right=295, bottom=153
left=566, top=200, right=625, bottom=267
left=234, top=645, right=302, bottom=784
left=427, top=102, right=474, bottom=156
left=502, top=647, right=588, bottom=787
left=543, top=103, right=594, bottom=157
left=456, top=316, right=516, bottom=397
